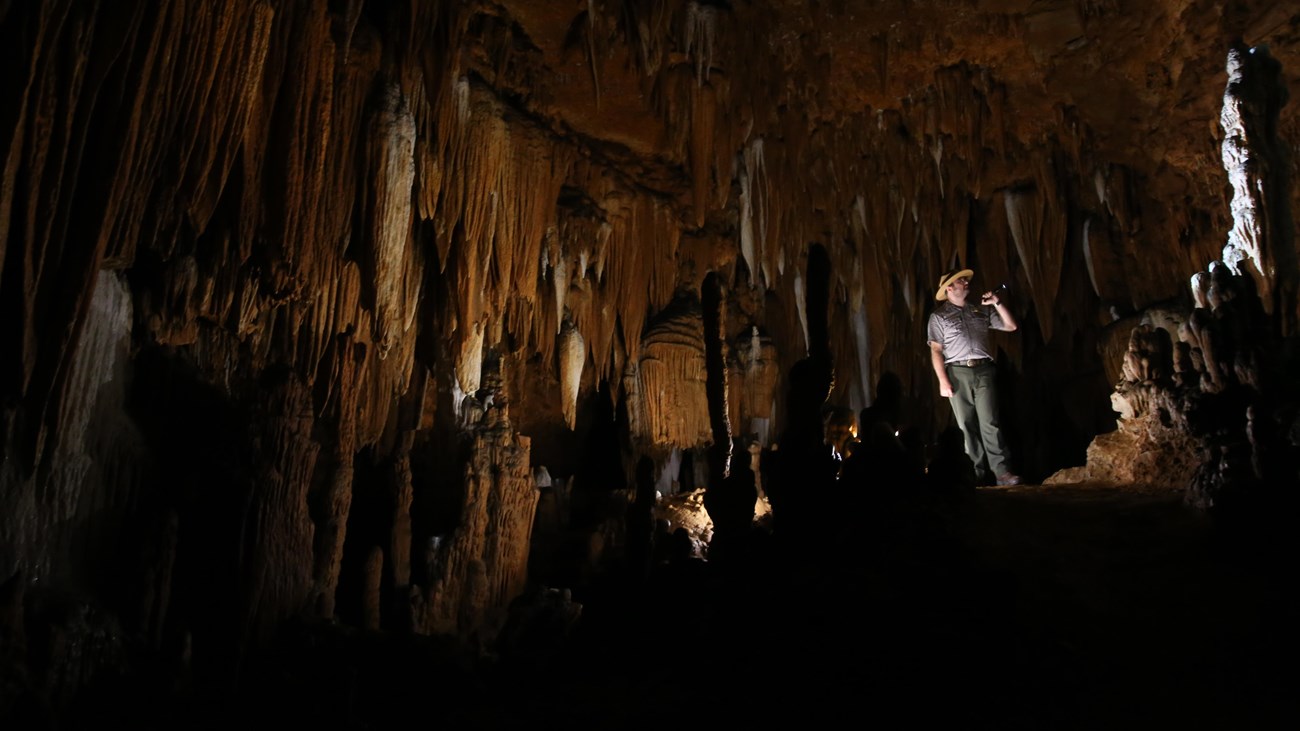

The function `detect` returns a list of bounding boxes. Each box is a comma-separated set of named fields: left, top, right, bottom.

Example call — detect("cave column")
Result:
left=311, top=336, right=363, bottom=620
left=1221, top=43, right=1296, bottom=332
left=241, top=370, right=320, bottom=649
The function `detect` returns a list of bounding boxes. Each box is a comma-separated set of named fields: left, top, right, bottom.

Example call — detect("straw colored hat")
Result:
left=934, top=268, right=974, bottom=301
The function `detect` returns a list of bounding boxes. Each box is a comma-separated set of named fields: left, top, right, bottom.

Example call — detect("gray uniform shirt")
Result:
left=927, top=301, right=1009, bottom=364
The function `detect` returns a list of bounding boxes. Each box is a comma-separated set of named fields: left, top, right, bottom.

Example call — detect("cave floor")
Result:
left=469, top=482, right=1296, bottom=730
left=187, top=482, right=1296, bottom=730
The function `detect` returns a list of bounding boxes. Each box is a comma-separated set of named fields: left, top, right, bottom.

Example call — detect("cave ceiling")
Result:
left=489, top=0, right=1296, bottom=221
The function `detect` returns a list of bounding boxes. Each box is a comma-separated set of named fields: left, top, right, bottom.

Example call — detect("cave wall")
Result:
left=1, top=0, right=1297, bottom=688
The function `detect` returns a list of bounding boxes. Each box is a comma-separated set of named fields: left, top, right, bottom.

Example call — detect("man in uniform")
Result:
left=926, top=269, right=1021, bottom=486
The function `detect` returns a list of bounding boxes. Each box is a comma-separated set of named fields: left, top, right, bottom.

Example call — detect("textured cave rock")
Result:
left=1047, top=41, right=1299, bottom=514
left=2, top=1, right=1300, bottom=723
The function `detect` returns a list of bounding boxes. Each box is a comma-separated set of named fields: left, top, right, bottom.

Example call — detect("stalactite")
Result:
left=851, top=287, right=872, bottom=409
left=369, top=79, right=418, bottom=360
left=187, top=5, right=278, bottom=231
left=456, top=321, right=485, bottom=397
left=739, top=137, right=771, bottom=289
left=684, top=2, right=717, bottom=88
left=48, top=271, right=133, bottom=500
left=585, top=0, right=602, bottom=108
left=655, top=447, right=684, bottom=496
left=559, top=317, right=585, bottom=430
left=729, top=327, right=778, bottom=445
left=794, top=268, right=809, bottom=356
left=850, top=190, right=894, bottom=390
left=433, top=83, right=576, bottom=408
left=738, top=164, right=757, bottom=285
left=0, top=271, right=139, bottom=578
left=702, top=273, right=731, bottom=483
left=1003, top=168, right=1066, bottom=343
left=553, top=248, right=571, bottom=335
left=300, top=260, right=363, bottom=385
left=634, top=295, right=713, bottom=450
left=1082, top=213, right=1127, bottom=305
left=588, top=187, right=683, bottom=381
left=690, top=81, right=717, bottom=228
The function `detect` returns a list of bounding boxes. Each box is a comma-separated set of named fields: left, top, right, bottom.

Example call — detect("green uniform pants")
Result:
left=945, top=361, right=1011, bottom=482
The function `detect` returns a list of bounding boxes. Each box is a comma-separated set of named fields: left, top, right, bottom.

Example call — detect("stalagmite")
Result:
left=242, top=372, right=319, bottom=647
left=422, top=393, right=539, bottom=637
left=390, top=439, right=415, bottom=594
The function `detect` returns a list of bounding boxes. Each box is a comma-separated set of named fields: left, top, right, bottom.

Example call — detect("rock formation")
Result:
left=1048, top=42, right=1299, bottom=517
left=1, top=1, right=1298, bottom=723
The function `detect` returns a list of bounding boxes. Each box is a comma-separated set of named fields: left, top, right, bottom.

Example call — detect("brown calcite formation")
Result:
left=242, top=371, right=320, bottom=644
left=2, top=3, right=1300, bottom=705
left=627, top=293, right=713, bottom=450
left=728, top=327, right=779, bottom=444
left=1048, top=322, right=1204, bottom=491
left=417, top=396, right=539, bottom=638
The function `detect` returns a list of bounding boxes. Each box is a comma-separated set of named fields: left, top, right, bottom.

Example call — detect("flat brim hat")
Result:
left=934, top=268, right=974, bottom=301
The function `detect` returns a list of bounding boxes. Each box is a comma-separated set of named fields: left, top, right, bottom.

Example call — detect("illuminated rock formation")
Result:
left=418, top=386, right=539, bottom=638
left=728, top=326, right=779, bottom=445
left=1049, top=43, right=1297, bottom=511
left=628, top=293, right=713, bottom=451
